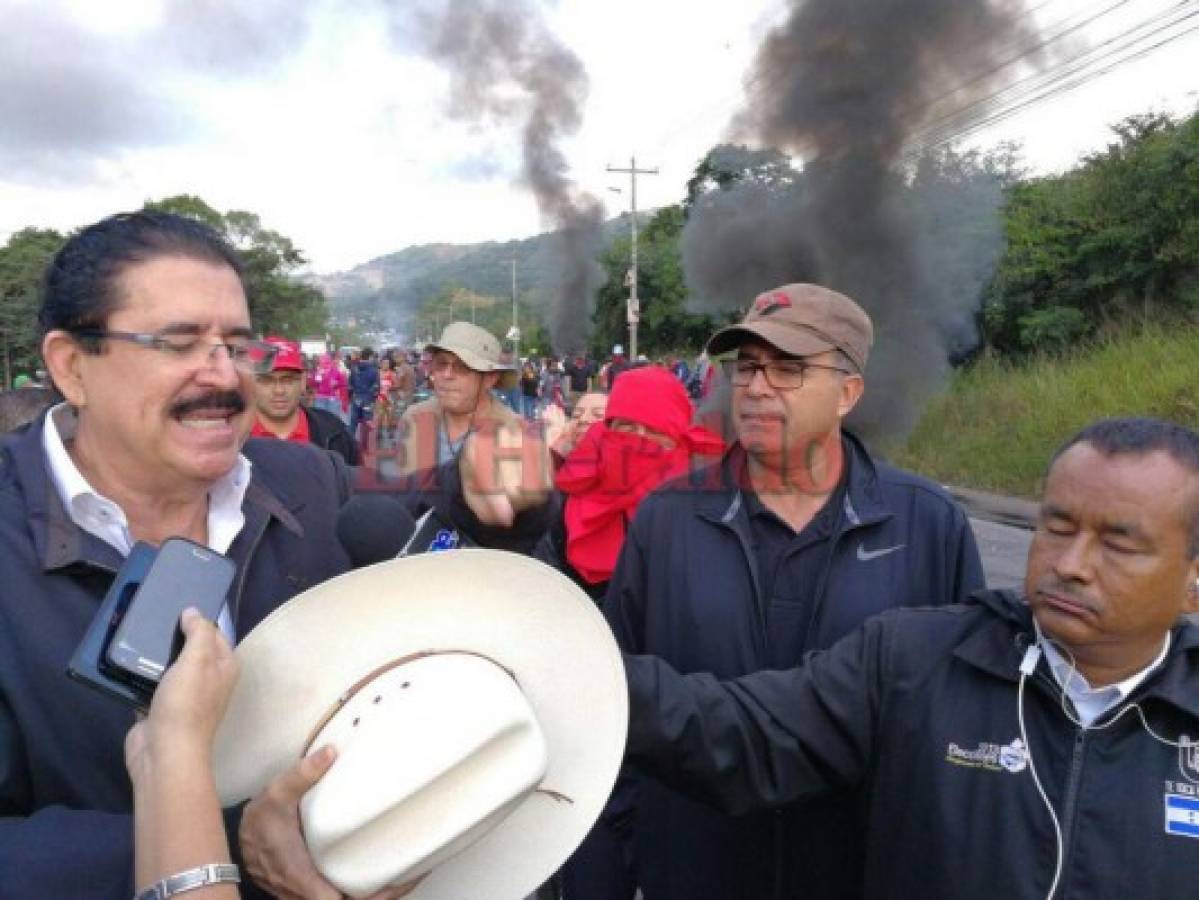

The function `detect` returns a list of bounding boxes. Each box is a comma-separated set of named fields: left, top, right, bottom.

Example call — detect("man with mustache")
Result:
left=0, top=211, right=547, bottom=900
left=602, top=284, right=983, bottom=900
left=625, top=417, right=1199, bottom=898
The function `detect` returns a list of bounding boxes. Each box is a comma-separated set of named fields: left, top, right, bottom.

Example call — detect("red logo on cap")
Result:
left=753, top=291, right=793, bottom=317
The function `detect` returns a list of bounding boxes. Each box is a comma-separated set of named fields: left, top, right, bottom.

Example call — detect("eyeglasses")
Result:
left=431, top=356, right=475, bottom=377
left=721, top=358, right=849, bottom=391
left=74, top=329, right=278, bottom=375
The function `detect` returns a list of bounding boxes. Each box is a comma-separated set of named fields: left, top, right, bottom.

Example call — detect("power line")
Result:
left=920, top=0, right=1136, bottom=115
left=907, top=2, right=1199, bottom=156
left=649, top=0, right=1116, bottom=162
left=918, top=16, right=1199, bottom=152
left=910, top=0, right=1198, bottom=150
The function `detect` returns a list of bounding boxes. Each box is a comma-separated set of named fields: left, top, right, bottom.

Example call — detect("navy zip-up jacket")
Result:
left=0, top=422, right=353, bottom=900
left=625, top=590, right=1199, bottom=899
left=604, top=434, right=984, bottom=900
left=0, top=413, right=549, bottom=899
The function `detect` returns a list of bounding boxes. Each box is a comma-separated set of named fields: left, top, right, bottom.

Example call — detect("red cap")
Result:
left=264, top=337, right=304, bottom=372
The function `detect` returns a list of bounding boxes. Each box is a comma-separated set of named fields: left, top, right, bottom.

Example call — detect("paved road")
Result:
left=970, top=517, right=1033, bottom=592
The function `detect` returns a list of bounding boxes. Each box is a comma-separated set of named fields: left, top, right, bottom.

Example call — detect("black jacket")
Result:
left=533, top=492, right=606, bottom=603
left=304, top=404, right=359, bottom=465
left=0, top=414, right=549, bottom=899
left=626, top=590, right=1199, bottom=899
left=604, top=434, right=984, bottom=900
left=0, top=423, right=353, bottom=900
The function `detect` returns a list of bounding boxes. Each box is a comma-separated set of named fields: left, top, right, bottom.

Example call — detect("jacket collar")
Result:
left=696, top=430, right=893, bottom=532
left=953, top=589, right=1199, bottom=719
left=5, top=413, right=302, bottom=576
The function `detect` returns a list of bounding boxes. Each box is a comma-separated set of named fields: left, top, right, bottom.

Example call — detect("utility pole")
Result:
left=506, top=257, right=520, bottom=364
left=606, top=155, right=658, bottom=360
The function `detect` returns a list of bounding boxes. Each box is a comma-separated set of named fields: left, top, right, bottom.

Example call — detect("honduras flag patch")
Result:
left=1165, top=794, right=1199, bottom=838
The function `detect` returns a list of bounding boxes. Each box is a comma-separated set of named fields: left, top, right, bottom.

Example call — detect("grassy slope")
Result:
left=887, top=323, right=1199, bottom=497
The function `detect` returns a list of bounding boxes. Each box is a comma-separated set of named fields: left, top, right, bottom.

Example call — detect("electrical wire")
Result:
left=652, top=0, right=1107, bottom=158
left=907, top=0, right=1199, bottom=155
left=1017, top=649, right=1064, bottom=900
left=1017, top=631, right=1199, bottom=899
left=909, top=12, right=1199, bottom=155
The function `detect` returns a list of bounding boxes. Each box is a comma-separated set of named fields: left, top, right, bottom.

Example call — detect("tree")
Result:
left=983, top=109, right=1199, bottom=354
left=684, top=145, right=798, bottom=215
left=0, top=228, right=65, bottom=388
left=409, top=281, right=552, bottom=358
left=591, top=205, right=714, bottom=358
left=144, top=196, right=329, bottom=338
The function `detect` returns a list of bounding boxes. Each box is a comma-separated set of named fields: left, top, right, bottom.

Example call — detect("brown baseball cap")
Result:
left=706, top=283, right=873, bottom=373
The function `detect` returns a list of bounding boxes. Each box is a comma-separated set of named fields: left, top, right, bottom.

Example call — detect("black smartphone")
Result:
left=103, top=537, right=234, bottom=689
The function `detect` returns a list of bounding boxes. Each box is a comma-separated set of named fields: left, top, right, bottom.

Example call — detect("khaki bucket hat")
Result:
left=427, top=322, right=509, bottom=372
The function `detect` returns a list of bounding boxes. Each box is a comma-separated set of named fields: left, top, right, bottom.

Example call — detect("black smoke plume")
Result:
left=409, top=0, right=605, bottom=353
left=684, top=0, right=1040, bottom=443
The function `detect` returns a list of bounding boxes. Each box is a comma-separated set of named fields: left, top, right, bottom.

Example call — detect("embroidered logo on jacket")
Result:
left=945, top=738, right=1028, bottom=774
left=1178, top=738, right=1199, bottom=785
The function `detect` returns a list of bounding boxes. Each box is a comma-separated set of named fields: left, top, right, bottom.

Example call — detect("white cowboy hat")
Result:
left=212, top=550, right=627, bottom=899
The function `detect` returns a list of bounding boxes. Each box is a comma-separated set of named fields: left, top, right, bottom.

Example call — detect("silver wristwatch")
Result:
left=134, top=863, right=240, bottom=900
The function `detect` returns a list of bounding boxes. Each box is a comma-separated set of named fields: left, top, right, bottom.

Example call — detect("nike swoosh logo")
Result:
left=856, top=543, right=906, bottom=562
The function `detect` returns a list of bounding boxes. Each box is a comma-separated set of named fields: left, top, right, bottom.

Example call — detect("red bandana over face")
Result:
left=556, top=366, right=724, bottom=584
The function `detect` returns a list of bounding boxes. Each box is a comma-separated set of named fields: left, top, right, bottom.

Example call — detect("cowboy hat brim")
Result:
left=212, top=550, right=627, bottom=900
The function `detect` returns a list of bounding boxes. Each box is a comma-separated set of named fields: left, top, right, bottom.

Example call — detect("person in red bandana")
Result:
left=537, top=363, right=723, bottom=900
left=537, top=364, right=724, bottom=600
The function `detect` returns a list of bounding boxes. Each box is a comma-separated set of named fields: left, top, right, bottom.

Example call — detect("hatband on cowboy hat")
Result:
left=212, top=550, right=627, bottom=899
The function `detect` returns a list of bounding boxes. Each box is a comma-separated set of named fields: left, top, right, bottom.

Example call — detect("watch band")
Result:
left=134, top=863, right=240, bottom=900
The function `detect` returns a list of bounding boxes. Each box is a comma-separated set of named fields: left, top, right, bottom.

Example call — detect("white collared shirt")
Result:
left=1039, top=627, right=1171, bottom=726
left=42, top=403, right=251, bottom=639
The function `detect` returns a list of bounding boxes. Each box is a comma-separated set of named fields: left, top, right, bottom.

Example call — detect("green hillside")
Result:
left=887, top=321, right=1199, bottom=497
left=314, top=213, right=648, bottom=329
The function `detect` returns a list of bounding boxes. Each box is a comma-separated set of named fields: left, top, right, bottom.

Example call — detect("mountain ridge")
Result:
left=311, top=212, right=651, bottom=327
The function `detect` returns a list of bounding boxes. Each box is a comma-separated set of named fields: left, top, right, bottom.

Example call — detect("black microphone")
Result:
left=337, top=495, right=418, bottom=567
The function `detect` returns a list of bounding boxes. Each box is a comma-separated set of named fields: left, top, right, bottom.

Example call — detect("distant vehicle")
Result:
left=300, top=339, right=327, bottom=357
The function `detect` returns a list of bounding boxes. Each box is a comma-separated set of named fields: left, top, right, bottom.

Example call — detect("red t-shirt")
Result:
left=251, top=410, right=310, bottom=444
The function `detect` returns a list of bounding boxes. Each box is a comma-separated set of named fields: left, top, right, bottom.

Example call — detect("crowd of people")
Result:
left=3, top=207, right=1199, bottom=900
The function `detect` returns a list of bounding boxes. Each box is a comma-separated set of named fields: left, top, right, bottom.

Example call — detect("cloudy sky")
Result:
left=2, top=0, right=1196, bottom=274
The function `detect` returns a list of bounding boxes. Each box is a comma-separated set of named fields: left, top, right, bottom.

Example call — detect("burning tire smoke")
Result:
left=684, top=0, right=1042, bottom=443
left=410, top=0, right=605, bottom=354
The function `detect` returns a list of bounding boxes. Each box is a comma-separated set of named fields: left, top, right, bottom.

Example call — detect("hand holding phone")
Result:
left=105, top=538, right=234, bottom=688
left=69, top=538, right=235, bottom=711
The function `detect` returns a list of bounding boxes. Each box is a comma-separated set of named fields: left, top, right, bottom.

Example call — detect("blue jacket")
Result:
left=625, top=590, right=1199, bottom=899
left=604, top=434, right=984, bottom=900
left=349, top=360, right=379, bottom=404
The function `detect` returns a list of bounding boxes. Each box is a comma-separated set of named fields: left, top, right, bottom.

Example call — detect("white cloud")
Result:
left=0, top=0, right=1195, bottom=271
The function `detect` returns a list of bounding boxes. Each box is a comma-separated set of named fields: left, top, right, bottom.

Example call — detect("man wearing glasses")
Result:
left=0, top=211, right=544, bottom=900
left=601, top=283, right=984, bottom=900
left=396, top=321, right=521, bottom=476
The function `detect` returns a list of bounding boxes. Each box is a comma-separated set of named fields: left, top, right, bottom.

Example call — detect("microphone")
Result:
left=336, top=496, right=478, bottom=568
left=401, top=508, right=476, bottom=555
left=337, top=495, right=418, bottom=567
